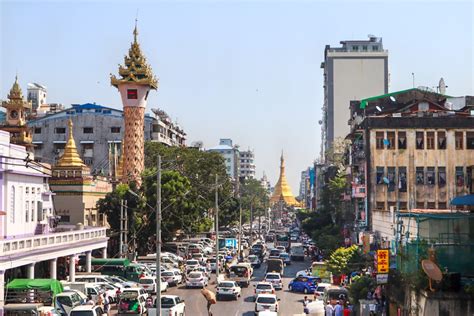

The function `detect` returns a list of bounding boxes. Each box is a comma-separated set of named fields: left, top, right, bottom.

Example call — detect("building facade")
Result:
left=347, top=89, right=474, bottom=241
left=27, top=82, right=47, bottom=112
left=321, top=35, right=388, bottom=154
left=208, top=139, right=240, bottom=180
left=239, top=150, right=256, bottom=179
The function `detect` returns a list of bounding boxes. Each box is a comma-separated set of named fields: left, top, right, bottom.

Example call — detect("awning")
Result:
left=80, top=140, right=94, bottom=144
left=107, top=140, right=122, bottom=143
left=32, top=141, right=43, bottom=144
left=53, top=140, right=66, bottom=144
left=451, top=194, right=474, bottom=206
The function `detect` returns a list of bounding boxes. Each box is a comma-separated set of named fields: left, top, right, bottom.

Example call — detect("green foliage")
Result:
left=348, top=275, right=375, bottom=305
left=327, top=245, right=360, bottom=275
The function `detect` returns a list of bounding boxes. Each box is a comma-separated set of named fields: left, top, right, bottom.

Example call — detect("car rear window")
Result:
left=266, top=274, right=280, bottom=280
left=257, top=297, right=276, bottom=304
left=161, top=297, right=175, bottom=308
left=186, top=260, right=198, bottom=265
left=257, top=284, right=272, bottom=290
left=188, top=273, right=201, bottom=278
left=162, top=272, right=174, bottom=276
left=219, top=282, right=234, bottom=288
left=316, top=286, right=326, bottom=292
left=139, top=278, right=154, bottom=284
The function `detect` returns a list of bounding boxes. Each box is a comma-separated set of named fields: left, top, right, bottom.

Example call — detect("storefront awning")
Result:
left=451, top=194, right=474, bottom=206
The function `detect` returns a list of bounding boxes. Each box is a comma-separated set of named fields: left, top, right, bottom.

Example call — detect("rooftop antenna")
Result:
left=438, top=78, right=447, bottom=95
left=412, top=73, right=415, bottom=88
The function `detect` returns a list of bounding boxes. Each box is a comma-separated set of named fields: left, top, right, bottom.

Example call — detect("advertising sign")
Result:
left=225, top=238, right=237, bottom=249
left=377, top=249, right=389, bottom=273
left=376, top=274, right=389, bottom=284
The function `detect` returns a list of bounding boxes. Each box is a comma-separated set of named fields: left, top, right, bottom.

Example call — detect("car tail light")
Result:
left=254, top=289, right=256, bottom=294
left=137, top=305, right=141, bottom=313
left=272, top=289, right=275, bottom=294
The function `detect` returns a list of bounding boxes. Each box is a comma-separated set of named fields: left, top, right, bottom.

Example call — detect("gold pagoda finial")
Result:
left=133, top=18, right=138, bottom=43
left=56, top=119, right=86, bottom=168
left=270, top=151, right=301, bottom=207
left=8, top=75, right=23, bottom=100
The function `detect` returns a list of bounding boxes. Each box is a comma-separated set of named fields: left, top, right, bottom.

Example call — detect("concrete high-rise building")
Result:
left=110, top=25, right=158, bottom=186
left=321, top=35, right=388, bottom=155
left=239, top=150, right=256, bottom=179
left=208, top=139, right=240, bottom=180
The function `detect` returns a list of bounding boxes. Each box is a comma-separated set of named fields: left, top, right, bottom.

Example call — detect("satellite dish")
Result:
left=354, top=115, right=363, bottom=125
left=422, top=259, right=443, bottom=291
left=439, top=78, right=446, bottom=95
left=318, top=120, right=323, bottom=125
left=389, top=96, right=396, bottom=102
left=376, top=106, right=383, bottom=112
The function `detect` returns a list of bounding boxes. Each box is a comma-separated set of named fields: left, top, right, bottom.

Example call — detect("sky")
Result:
left=1, top=0, right=473, bottom=192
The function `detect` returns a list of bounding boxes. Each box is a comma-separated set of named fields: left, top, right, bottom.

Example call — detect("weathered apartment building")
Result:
left=346, top=89, right=474, bottom=239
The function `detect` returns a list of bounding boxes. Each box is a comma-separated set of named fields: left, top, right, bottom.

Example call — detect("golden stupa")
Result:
left=270, top=152, right=301, bottom=207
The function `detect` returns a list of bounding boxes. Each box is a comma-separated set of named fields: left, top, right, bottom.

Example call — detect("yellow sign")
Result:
left=377, top=249, right=389, bottom=273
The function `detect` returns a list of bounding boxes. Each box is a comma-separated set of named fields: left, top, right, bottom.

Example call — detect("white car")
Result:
left=295, top=270, right=309, bottom=278
left=185, top=271, right=208, bottom=288
left=70, top=305, right=106, bottom=316
left=192, top=252, right=207, bottom=263
left=255, top=294, right=279, bottom=313
left=257, top=312, right=278, bottom=316
left=185, top=259, right=200, bottom=272
left=254, top=282, right=275, bottom=297
left=161, top=269, right=183, bottom=286
left=264, top=273, right=283, bottom=290
left=216, top=281, right=241, bottom=300
left=162, top=252, right=184, bottom=263
left=93, top=282, right=122, bottom=303
left=313, top=283, right=331, bottom=300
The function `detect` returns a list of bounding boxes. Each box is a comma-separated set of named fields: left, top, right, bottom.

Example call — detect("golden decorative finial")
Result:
left=133, top=19, right=138, bottom=43
left=270, top=151, right=301, bottom=207
left=8, top=75, right=24, bottom=100
left=56, top=118, right=86, bottom=168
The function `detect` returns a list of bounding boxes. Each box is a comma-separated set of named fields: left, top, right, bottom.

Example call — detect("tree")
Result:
left=327, top=245, right=360, bottom=276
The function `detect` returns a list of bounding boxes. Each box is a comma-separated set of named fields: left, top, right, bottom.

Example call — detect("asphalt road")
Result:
left=164, top=245, right=313, bottom=316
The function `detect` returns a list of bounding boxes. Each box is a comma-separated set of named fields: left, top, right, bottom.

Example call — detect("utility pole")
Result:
left=215, top=174, right=220, bottom=280
left=156, top=155, right=162, bottom=316
left=119, top=200, right=123, bottom=258
left=238, top=194, right=242, bottom=259
left=250, top=199, right=253, bottom=244
left=124, top=200, right=128, bottom=258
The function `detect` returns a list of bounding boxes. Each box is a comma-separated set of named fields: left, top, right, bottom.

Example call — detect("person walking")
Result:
left=303, top=296, right=310, bottom=314
left=325, top=301, right=335, bottom=316
left=103, top=294, right=110, bottom=315
left=86, top=295, right=95, bottom=305
left=335, top=300, right=343, bottom=316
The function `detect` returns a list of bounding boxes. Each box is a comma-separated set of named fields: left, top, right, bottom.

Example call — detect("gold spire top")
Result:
left=270, top=151, right=301, bottom=207
left=8, top=75, right=24, bottom=100
left=110, top=24, right=158, bottom=89
left=56, top=119, right=86, bottom=168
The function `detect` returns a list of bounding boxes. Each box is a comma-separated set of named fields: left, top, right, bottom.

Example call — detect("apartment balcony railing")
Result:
left=0, top=226, right=107, bottom=257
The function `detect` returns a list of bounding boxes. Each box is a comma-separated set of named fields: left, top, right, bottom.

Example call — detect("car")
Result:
left=104, top=275, right=138, bottom=288
left=268, top=249, right=281, bottom=259
left=295, top=270, right=310, bottom=278
left=161, top=269, right=183, bottom=286
left=216, top=281, right=241, bottom=300
left=276, top=246, right=286, bottom=252
left=288, top=276, right=318, bottom=294
left=247, top=254, right=261, bottom=268
left=254, top=294, right=279, bottom=313
left=290, top=235, right=298, bottom=242
left=118, top=290, right=147, bottom=315
left=254, top=282, right=275, bottom=297
left=185, top=259, right=200, bottom=272
left=93, top=281, right=123, bottom=303
left=70, top=305, right=107, bottom=316
left=264, top=272, right=283, bottom=290
left=138, top=276, right=169, bottom=294
left=313, top=282, right=331, bottom=300
left=185, top=271, right=208, bottom=288
left=257, top=311, right=278, bottom=316
left=147, top=295, right=186, bottom=316
left=279, top=252, right=291, bottom=265
left=191, top=252, right=207, bottom=263
left=121, top=287, right=148, bottom=300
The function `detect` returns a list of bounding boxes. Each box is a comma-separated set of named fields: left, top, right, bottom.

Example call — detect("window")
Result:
left=145, top=90, right=150, bottom=100
left=83, top=127, right=93, bottom=134
left=25, top=202, right=29, bottom=222
left=467, top=132, right=474, bottom=149
left=372, top=46, right=379, bottom=51
left=455, top=132, right=463, bottom=149
left=426, top=132, right=435, bottom=150
left=416, top=201, right=425, bottom=209
left=427, top=167, right=435, bottom=185
left=398, top=132, right=406, bottom=149
left=9, top=186, right=15, bottom=224
left=427, top=202, right=436, bottom=209
left=437, top=131, right=446, bottom=149
left=59, top=215, right=70, bottom=222
left=438, top=167, right=446, bottom=187
left=111, top=127, right=121, bottom=133
left=416, top=167, right=425, bottom=185
left=416, top=132, right=424, bottom=149
left=34, top=127, right=42, bottom=134
left=55, top=127, right=66, bottom=134
left=376, top=132, right=384, bottom=149
left=362, top=45, right=368, bottom=51
left=376, top=201, right=385, bottom=210
left=399, top=167, right=407, bottom=192
left=352, top=45, right=359, bottom=51
left=387, top=167, right=396, bottom=191
left=376, top=167, right=385, bottom=184
left=387, top=132, right=395, bottom=149
left=456, top=167, right=464, bottom=187
left=438, top=202, right=447, bottom=209
left=399, top=202, right=407, bottom=210
left=127, top=89, right=138, bottom=99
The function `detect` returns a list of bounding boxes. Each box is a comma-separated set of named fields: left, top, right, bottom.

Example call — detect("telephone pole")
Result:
left=156, top=155, right=162, bottom=316
left=215, top=174, right=220, bottom=280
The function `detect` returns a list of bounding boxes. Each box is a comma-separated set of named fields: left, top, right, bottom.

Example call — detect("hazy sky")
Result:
left=1, top=0, right=473, bottom=192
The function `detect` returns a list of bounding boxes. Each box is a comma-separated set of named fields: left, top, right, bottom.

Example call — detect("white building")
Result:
left=208, top=139, right=240, bottom=180
left=239, top=150, right=256, bottom=179
left=0, top=130, right=108, bottom=309
left=321, top=35, right=388, bottom=153
left=27, top=83, right=47, bottom=112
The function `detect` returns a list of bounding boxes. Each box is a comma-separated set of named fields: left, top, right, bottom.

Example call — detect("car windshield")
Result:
left=266, top=274, right=280, bottom=280
left=316, top=286, right=326, bottom=292
left=161, top=297, right=176, bottom=307
left=186, top=260, right=198, bottom=265
left=257, top=284, right=272, bottom=290
left=280, top=254, right=289, bottom=258
left=139, top=278, right=154, bottom=284
left=257, top=297, right=276, bottom=304
left=162, top=272, right=174, bottom=276
left=70, top=312, right=94, bottom=316
left=188, top=273, right=201, bottom=278
left=219, top=282, right=234, bottom=288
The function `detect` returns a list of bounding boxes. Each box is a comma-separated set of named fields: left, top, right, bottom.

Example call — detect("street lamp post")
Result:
left=215, top=174, right=220, bottom=281
left=156, top=155, right=162, bottom=316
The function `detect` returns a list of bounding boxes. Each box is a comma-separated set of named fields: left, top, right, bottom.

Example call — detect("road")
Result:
left=164, top=247, right=312, bottom=315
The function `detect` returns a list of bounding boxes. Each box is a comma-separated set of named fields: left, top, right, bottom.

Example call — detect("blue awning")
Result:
left=451, top=194, right=474, bottom=206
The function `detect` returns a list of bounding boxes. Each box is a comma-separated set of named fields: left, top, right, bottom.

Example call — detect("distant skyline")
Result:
left=1, top=0, right=473, bottom=192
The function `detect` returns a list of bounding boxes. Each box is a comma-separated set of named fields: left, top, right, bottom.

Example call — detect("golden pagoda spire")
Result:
left=8, top=75, right=24, bottom=100
left=110, top=24, right=158, bottom=89
left=270, top=151, right=301, bottom=207
left=56, top=119, right=86, bottom=167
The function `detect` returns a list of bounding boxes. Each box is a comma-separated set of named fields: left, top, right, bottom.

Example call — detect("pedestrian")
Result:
left=86, top=295, right=95, bottom=305
left=335, top=300, right=343, bottom=316
left=103, top=294, right=110, bottom=315
left=325, top=301, right=335, bottom=316
left=146, top=294, right=153, bottom=308
left=97, top=293, right=104, bottom=308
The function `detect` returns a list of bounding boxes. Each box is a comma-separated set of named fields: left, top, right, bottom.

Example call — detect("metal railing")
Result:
left=0, top=226, right=107, bottom=256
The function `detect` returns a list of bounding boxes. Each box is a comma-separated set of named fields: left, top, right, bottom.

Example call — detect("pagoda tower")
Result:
left=270, top=152, right=301, bottom=207
left=1, top=76, right=33, bottom=150
left=110, top=24, right=158, bottom=186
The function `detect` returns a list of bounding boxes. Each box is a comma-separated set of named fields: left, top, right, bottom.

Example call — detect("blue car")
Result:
left=288, top=276, right=318, bottom=294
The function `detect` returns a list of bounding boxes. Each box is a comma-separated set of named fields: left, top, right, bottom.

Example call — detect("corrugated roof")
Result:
left=359, top=88, right=451, bottom=109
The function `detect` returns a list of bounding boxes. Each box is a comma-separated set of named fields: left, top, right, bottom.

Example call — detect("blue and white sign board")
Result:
left=225, top=238, right=238, bottom=248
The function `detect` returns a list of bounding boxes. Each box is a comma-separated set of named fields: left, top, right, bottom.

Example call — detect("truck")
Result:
left=5, top=279, right=83, bottom=316
left=90, top=258, right=146, bottom=282
left=289, top=243, right=305, bottom=261
left=147, top=295, right=186, bottom=316
left=275, top=233, right=291, bottom=252
left=266, top=258, right=284, bottom=275
left=312, top=261, right=333, bottom=284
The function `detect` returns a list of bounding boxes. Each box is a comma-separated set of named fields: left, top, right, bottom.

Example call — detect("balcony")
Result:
left=0, top=226, right=107, bottom=257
